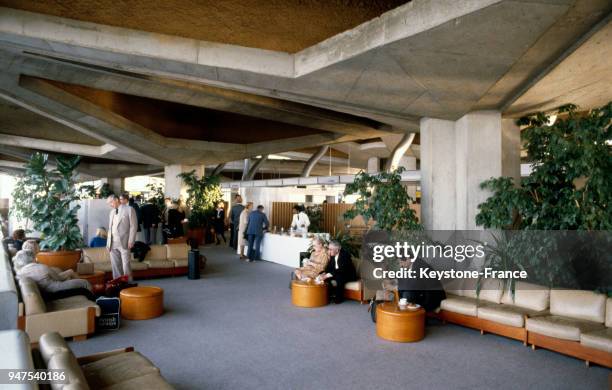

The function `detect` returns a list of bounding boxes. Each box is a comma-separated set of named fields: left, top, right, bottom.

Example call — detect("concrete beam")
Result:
left=245, top=156, right=269, bottom=181
left=0, top=134, right=115, bottom=157
left=386, top=132, right=415, bottom=172
left=15, top=57, right=392, bottom=138
left=301, top=146, right=329, bottom=178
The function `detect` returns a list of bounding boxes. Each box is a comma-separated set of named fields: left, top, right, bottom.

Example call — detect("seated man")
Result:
left=319, top=240, right=357, bottom=304
left=13, top=249, right=95, bottom=301
left=294, top=236, right=330, bottom=281
left=398, top=256, right=446, bottom=313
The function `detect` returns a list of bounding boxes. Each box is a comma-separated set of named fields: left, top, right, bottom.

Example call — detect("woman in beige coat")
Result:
left=295, top=236, right=330, bottom=280
left=237, top=202, right=253, bottom=259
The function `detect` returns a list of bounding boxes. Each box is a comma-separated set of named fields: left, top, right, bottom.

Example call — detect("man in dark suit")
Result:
left=397, top=257, right=446, bottom=313
left=320, top=240, right=357, bottom=304
left=228, top=195, right=245, bottom=250
left=246, top=205, right=269, bottom=262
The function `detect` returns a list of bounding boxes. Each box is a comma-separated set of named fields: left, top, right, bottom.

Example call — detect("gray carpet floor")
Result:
left=68, top=246, right=610, bottom=389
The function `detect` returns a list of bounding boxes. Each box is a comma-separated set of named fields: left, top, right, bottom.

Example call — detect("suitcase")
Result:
left=95, top=296, right=121, bottom=331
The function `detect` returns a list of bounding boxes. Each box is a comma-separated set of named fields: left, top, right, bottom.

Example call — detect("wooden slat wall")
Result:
left=321, top=203, right=354, bottom=235
left=271, top=202, right=296, bottom=230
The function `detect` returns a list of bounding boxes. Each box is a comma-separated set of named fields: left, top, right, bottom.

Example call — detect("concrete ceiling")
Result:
left=0, top=0, right=408, bottom=53
left=0, top=0, right=610, bottom=179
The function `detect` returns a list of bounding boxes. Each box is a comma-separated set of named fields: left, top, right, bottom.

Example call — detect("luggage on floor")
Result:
left=95, top=296, right=121, bottom=331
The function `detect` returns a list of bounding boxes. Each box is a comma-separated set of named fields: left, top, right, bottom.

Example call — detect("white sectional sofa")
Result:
left=438, top=279, right=611, bottom=367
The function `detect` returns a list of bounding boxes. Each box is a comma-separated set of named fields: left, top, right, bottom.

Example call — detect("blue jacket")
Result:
left=89, top=236, right=107, bottom=248
left=246, top=210, right=269, bottom=236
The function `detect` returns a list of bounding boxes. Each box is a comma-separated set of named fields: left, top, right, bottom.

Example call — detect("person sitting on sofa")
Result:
left=7, top=229, right=26, bottom=254
left=294, top=236, right=330, bottom=281
left=88, top=227, right=108, bottom=248
left=13, top=249, right=95, bottom=301
left=397, top=256, right=446, bottom=313
left=318, top=240, right=357, bottom=304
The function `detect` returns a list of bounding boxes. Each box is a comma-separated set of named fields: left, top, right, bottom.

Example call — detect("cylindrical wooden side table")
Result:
left=376, top=302, right=425, bottom=342
left=120, top=286, right=164, bottom=320
left=77, top=270, right=105, bottom=285
left=291, top=280, right=328, bottom=308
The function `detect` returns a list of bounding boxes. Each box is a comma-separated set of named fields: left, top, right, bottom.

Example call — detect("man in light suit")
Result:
left=106, top=194, right=138, bottom=280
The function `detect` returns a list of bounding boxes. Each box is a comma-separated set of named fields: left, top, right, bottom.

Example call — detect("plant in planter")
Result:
left=11, top=153, right=84, bottom=269
left=178, top=171, right=223, bottom=245
left=343, top=167, right=421, bottom=232
left=304, top=204, right=323, bottom=233
left=343, top=167, right=421, bottom=272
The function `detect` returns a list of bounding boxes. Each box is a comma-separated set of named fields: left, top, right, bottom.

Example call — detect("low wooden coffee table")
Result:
left=376, top=302, right=425, bottom=342
left=291, top=280, right=328, bottom=308
left=120, top=286, right=164, bottom=320
left=77, top=270, right=105, bottom=285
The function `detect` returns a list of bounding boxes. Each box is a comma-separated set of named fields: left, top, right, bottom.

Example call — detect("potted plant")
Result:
left=178, top=171, right=223, bottom=245
left=11, top=153, right=84, bottom=270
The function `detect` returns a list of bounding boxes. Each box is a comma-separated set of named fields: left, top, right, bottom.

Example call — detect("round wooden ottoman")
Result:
left=291, top=280, right=328, bottom=308
left=376, top=302, right=425, bottom=342
left=120, top=286, right=164, bottom=320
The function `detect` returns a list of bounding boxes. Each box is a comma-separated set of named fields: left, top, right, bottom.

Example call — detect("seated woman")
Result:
left=89, top=227, right=108, bottom=248
left=294, top=236, right=330, bottom=281
left=13, top=249, right=95, bottom=301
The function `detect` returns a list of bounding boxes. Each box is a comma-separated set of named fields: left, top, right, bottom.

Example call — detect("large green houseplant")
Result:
left=475, top=103, right=612, bottom=294
left=178, top=170, right=223, bottom=244
left=11, top=153, right=84, bottom=269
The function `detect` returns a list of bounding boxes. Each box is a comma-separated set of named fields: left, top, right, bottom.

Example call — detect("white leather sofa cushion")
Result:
left=39, top=332, right=71, bottom=363
left=477, top=303, right=543, bottom=328
left=440, top=295, right=478, bottom=317
left=606, top=298, right=612, bottom=327
left=550, top=289, right=606, bottom=323
left=580, top=328, right=612, bottom=353
left=47, top=351, right=91, bottom=390
left=81, top=351, right=160, bottom=388
left=477, top=278, right=504, bottom=304
left=102, top=372, right=174, bottom=390
left=82, top=248, right=110, bottom=264
left=0, top=330, right=36, bottom=390
left=344, top=281, right=361, bottom=291
left=19, top=277, right=46, bottom=315
left=93, top=262, right=113, bottom=272
left=166, top=244, right=189, bottom=261
left=144, top=260, right=174, bottom=269
left=526, top=315, right=605, bottom=341
left=501, top=281, right=550, bottom=311
left=47, top=296, right=101, bottom=316
left=129, top=261, right=149, bottom=271
left=145, top=245, right=167, bottom=262
left=442, top=278, right=465, bottom=297
left=173, top=259, right=188, bottom=267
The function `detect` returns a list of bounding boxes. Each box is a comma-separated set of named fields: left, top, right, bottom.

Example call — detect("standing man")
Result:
left=229, top=195, right=245, bottom=250
left=140, top=198, right=160, bottom=245
left=246, top=205, right=269, bottom=262
left=106, top=194, right=138, bottom=280
left=319, top=240, right=357, bottom=304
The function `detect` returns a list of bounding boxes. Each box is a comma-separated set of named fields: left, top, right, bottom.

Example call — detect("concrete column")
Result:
left=420, top=118, right=456, bottom=230
left=367, top=157, right=380, bottom=174
left=102, top=177, right=124, bottom=195
left=164, top=164, right=204, bottom=201
left=420, top=112, right=520, bottom=230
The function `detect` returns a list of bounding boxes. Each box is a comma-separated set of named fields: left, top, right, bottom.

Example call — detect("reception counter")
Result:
left=251, top=232, right=330, bottom=268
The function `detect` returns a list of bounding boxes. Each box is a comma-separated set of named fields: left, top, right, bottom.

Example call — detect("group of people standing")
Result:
left=228, top=195, right=270, bottom=262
